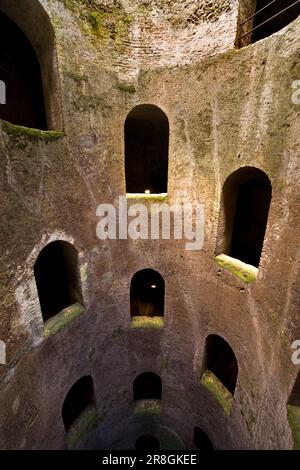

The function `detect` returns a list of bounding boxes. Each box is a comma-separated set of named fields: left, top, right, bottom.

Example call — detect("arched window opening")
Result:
left=34, top=241, right=83, bottom=322
left=133, top=372, right=162, bottom=401
left=130, top=269, right=164, bottom=318
left=125, top=105, right=169, bottom=194
left=194, top=427, right=213, bottom=451
left=0, top=10, right=46, bottom=128
left=62, top=376, right=94, bottom=431
left=135, top=435, right=160, bottom=450
left=203, top=335, right=238, bottom=395
left=238, top=0, right=300, bottom=47
left=220, top=167, right=272, bottom=268
left=0, top=0, right=62, bottom=130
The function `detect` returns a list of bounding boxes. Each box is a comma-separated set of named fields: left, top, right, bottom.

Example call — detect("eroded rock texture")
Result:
left=0, top=0, right=300, bottom=450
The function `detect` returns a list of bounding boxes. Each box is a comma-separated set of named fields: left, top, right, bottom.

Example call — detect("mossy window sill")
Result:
left=131, top=316, right=164, bottom=329
left=66, top=405, right=100, bottom=449
left=118, top=82, right=136, bottom=93
left=126, top=193, right=168, bottom=203
left=215, top=254, right=258, bottom=284
left=1, top=119, right=64, bottom=141
left=44, top=303, right=85, bottom=338
left=200, top=370, right=233, bottom=416
left=134, top=399, right=162, bottom=416
left=287, top=404, right=300, bottom=449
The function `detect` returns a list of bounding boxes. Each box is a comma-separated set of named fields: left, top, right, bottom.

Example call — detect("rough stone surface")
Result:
left=0, top=0, right=300, bottom=450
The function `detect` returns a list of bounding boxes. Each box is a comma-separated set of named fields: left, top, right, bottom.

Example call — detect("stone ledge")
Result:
left=126, top=193, right=168, bottom=204
left=118, top=81, right=136, bottom=93
left=287, top=404, right=300, bottom=449
left=1, top=119, right=65, bottom=141
left=131, top=316, right=164, bottom=329
left=44, top=303, right=85, bottom=338
left=66, top=405, right=100, bottom=449
left=215, top=254, right=258, bottom=284
left=134, top=399, right=162, bottom=416
left=200, top=369, right=233, bottom=416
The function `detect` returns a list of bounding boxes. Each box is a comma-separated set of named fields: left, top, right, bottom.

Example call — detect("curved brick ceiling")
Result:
left=60, top=0, right=237, bottom=74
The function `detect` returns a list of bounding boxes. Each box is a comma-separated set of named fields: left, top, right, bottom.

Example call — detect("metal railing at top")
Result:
left=239, top=0, right=300, bottom=41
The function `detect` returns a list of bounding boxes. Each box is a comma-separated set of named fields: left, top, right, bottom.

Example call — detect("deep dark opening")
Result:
left=288, top=372, right=300, bottom=407
left=229, top=171, right=272, bottom=267
left=252, top=0, right=300, bottom=43
left=125, top=104, right=169, bottom=194
left=62, top=376, right=94, bottom=431
left=135, top=435, right=160, bottom=450
left=222, top=167, right=272, bottom=267
left=130, top=269, right=164, bottom=317
left=133, top=372, right=162, bottom=401
left=194, top=427, right=213, bottom=451
left=204, top=335, right=238, bottom=395
left=0, top=10, right=47, bottom=129
left=34, top=241, right=82, bottom=322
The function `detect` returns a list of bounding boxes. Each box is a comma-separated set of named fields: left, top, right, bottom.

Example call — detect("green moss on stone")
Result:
left=63, top=0, right=77, bottom=11
left=160, top=357, right=168, bottom=370
left=134, top=399, right=162, bottom=416
left=114, top=14, right=133, bottom=48
left=287, top=405, right=300, bottom=449
left=201, top=370, right=233, bottom=416
left=1, top=120, right=64, bottom=141
left=118, top=82, right=136, bottom=93
left=131, top=316, right=164, bottom=329
left=67, top=405, right=101, bottom=449
left=87, top=11, right=109, bottom=38
left=64, top=1, right=150, bottom=51
left=112, top=327, right=124, bottom=338
left=89, top=11, right=100, bottom=30
left=126, top=193, right=168, bottom=204
left=44, top=303, right=85, bottom=338
left=86, top=6, right=133, bottom=46
left=64, top=69, right=88, bottom=83
left=215, top=254, right=258, bottom=284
